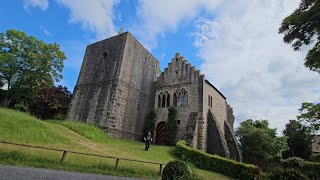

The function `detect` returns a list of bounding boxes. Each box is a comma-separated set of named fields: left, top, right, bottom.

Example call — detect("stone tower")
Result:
left=68, top=32, right=159, bottom=139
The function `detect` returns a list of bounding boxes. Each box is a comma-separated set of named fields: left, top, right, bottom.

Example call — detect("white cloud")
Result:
left=40, top=25, right=51, bottom=36
left=56, top=0, right=120, bottom=40
left=192, top=0, right=320, bottom=133
left=135, top=0, right=222, bottom=48
left=24, top=0, right=49, bottom=11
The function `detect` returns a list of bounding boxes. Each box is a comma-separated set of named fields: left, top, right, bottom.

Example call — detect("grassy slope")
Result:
left=0, top=108, right=230, bottom=179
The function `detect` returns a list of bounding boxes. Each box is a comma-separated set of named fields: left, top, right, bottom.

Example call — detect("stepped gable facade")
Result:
left=68, top=32, right=242, bottom=161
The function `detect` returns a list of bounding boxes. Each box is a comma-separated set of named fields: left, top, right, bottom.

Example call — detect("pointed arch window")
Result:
left=173, top=93, right=177, bottom=107
left=182, top=91, right=188, bottom=107
left=162, top=94, right=166, bottom=107
left=176, top=88, right=188, bottom=107
left=158, top=94, right=161, bottom=108
left=166, top=94, right=170, bottom=107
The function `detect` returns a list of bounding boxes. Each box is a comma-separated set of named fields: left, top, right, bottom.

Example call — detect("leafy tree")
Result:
left=279, top=0, right=320, bottom=73
left=282, top=120, right=313, bottom=160
left=30, top=85, right=72, bottom=119
left=144, top=109, right=157, bottom=134
left=0, top=29, right=66, bottom=108
left=165, top=107, right=178, bottom=146
left=236, top=119, right=287, bottom=170
left=297, top=101, right=320, bottom=132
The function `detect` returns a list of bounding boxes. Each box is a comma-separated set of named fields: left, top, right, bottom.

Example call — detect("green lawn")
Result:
left=0, top=108, right=231, bottom=179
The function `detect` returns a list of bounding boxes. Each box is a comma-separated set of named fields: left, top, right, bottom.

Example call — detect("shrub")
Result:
left=310, top=154, right=320, bottom=162
left=281, top=157, right=320, bottom=179
left=268, top=169, right=307, bottom=180
left=30, top=85, right=72, bottom=119
left=165, top=107, right=177, bottom=146
left=162, top=160, right=191, bottom=180
left=176, top=140, right=261, bottom=179
left=144, top=109, right=156, bottom=134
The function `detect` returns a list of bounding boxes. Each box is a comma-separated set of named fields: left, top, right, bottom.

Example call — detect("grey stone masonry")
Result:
left=68, top=32, right=159, bottom=140
left=68, top=32, right=242, bottom=161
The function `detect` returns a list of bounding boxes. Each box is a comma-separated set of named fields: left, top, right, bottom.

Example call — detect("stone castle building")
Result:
left=68, top=32, right=242, bottom=161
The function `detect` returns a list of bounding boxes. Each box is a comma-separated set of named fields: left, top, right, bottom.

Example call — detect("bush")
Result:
left=162, top=160, right=191, bottom=180
left=268, top=169, right=307, bottom=180
left=310, top=154, right=320, bottom=162
left=281, top=157, right=320, bottom=179
left=176, top=140, right=261, bottom=179
left=165, top=107, right=177, bottom=146
left=144, top=109, right=156, bottom=134
left=30, top=85, right=72, bottom=119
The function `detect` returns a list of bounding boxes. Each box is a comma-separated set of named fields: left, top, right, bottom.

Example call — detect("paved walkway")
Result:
left=0, top=165, right=141, bottom=180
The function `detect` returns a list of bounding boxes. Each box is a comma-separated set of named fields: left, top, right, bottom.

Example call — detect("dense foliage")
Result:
left=268, top=169, right=308, bottom=180
left=282, top=120, right=313, bottom=160
left=176, top=140, right=261, bottom=179
left=0, top=29, right=66, bottom=109
left=162, top=160, right=191, bottom=180
left=281, top=157, right=320, bottom=179
left=279, top=0, right=320, bottom=73
left=297, top=101, right=320, bottom=132
left=30, top=85, right=72, bottom=119
left=144, top=109, right=156, bottom=134
left=165, top=107, right=177, bottom=146
left=235, top=119, right=287, bottom=170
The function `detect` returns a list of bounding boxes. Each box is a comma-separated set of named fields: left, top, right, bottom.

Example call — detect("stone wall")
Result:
left=202, top=81, right=229, bottom=154
left=154, top=53, right=204, bottom=147
left=110, top=32, right=159, bottom=139
left=202, top=81, right=242, bottom=160
left=312, top=135, right=320, bottom=154
left=68, top=33, right=127, bottom=126
left=226, top=104, right=235, bottom=130
left=68, top=32, right=159, bottom=140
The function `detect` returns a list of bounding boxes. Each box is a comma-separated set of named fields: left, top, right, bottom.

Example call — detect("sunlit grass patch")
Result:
left=0, top=108, right=232, bottom=179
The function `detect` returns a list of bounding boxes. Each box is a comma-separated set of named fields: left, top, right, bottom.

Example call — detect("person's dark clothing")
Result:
left=144, top=135, right=152, bottom=151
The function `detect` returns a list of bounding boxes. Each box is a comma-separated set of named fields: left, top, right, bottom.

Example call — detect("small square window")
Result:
left=103, top=51, right=108, bottom=58
left=177, top=120, right=180, bottom=125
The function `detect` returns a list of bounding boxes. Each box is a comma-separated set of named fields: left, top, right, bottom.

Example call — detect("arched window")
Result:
left=176, top=88, right=187, bottom=107
left=167, top=94, right=170, bottom=107
left=182, top=91, right=188, bottom=107
left=180, top=89, right=187, bottom=107
left=162, top=94, right=166, bottom=107
left=178, top=93, right=183, bottom=107
left=173, top=93, right=177, bottom=107
left=158, top=95, right=161, bottom=108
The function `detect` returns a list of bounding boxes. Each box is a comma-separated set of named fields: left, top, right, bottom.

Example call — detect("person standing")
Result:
left=144, top=131, right=152, bottom=151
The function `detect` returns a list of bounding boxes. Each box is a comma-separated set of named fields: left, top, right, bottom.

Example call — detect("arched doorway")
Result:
left=155, top=121, right=166, bottom=145
left=207, top=111, right=226, bottom=157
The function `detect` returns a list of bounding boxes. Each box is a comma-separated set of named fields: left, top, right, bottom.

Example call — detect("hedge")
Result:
left=162, top=160, right=192, bottom=180
left=281, top=157, right=320, bottom=179
left=176, top=140, right=261, bottom=179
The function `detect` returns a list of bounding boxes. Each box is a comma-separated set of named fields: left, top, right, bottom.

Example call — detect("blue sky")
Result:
left=1, top=0, right=319, bottom=133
